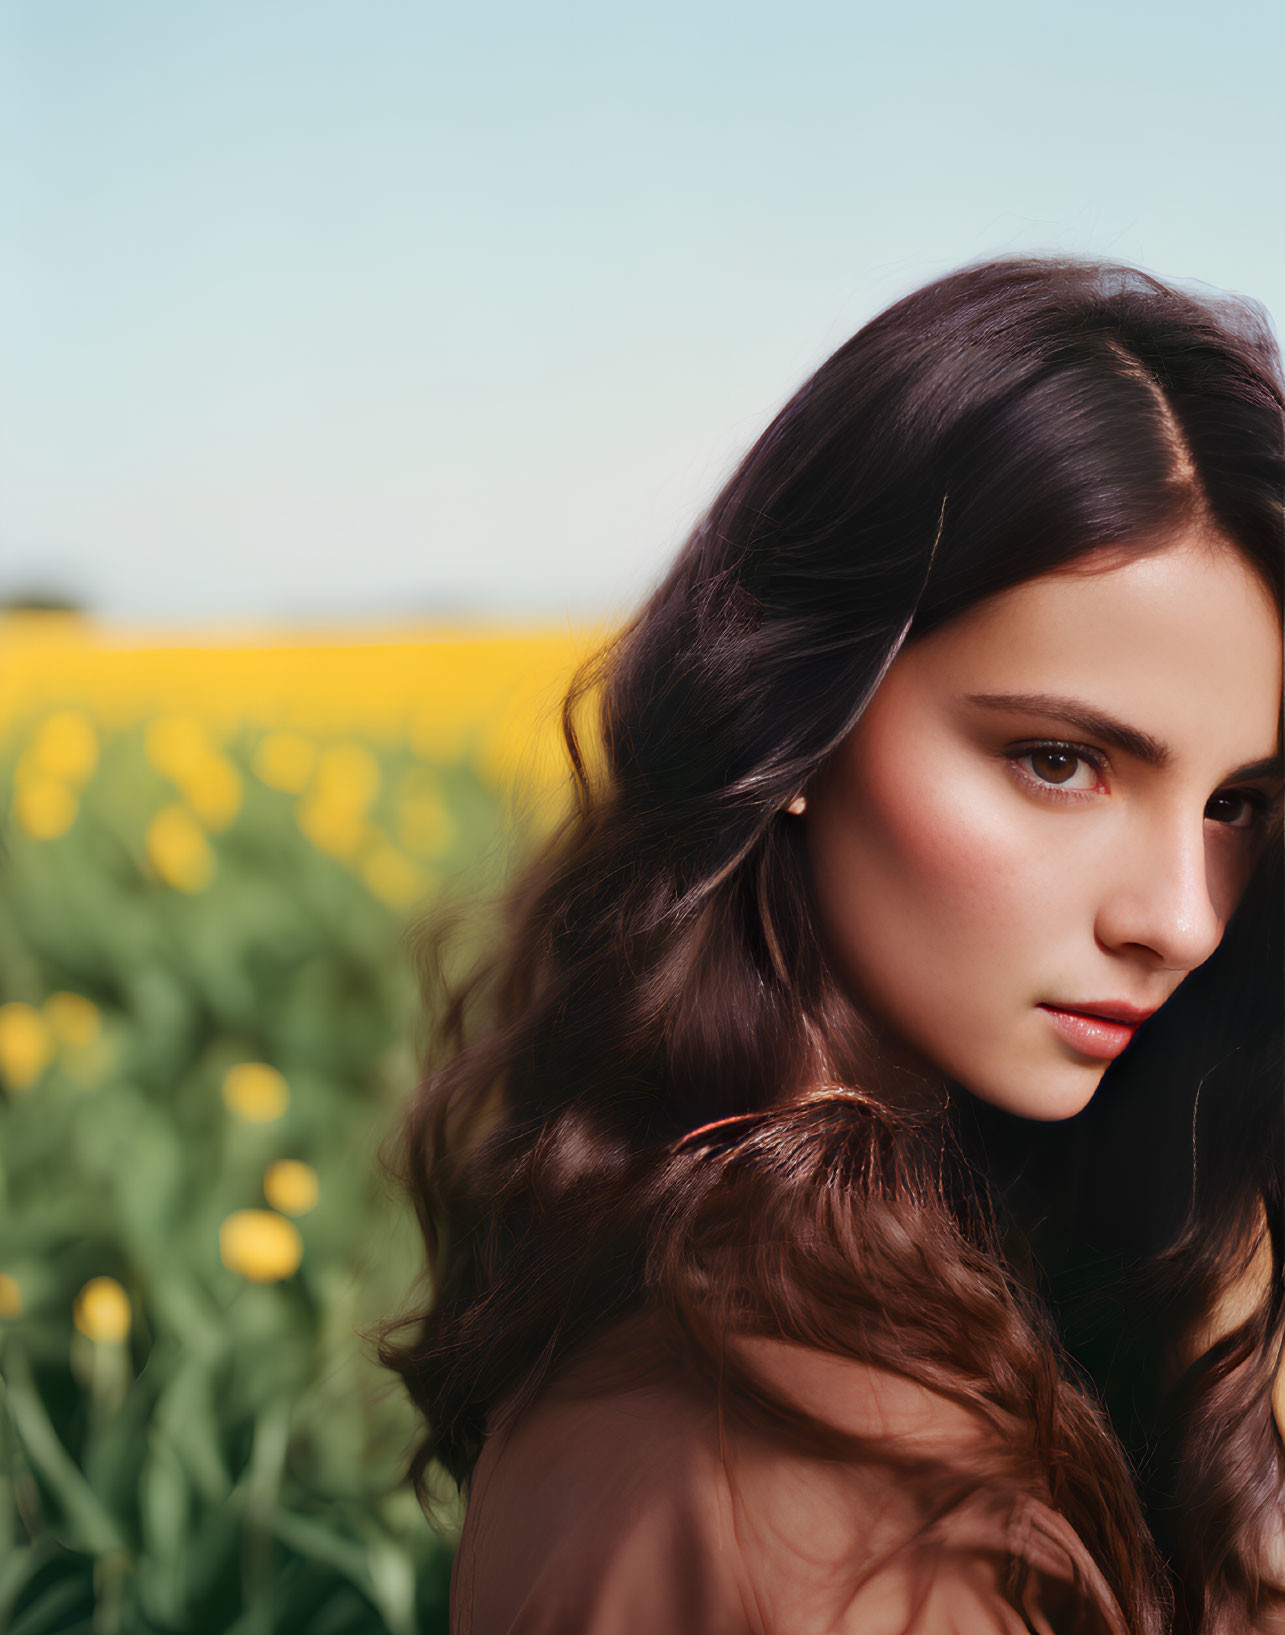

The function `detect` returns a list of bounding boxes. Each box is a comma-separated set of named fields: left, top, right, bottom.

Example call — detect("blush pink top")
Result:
left=449, top=1306, right=1130, bottom=1634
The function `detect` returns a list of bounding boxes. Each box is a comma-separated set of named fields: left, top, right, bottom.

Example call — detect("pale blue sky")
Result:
left=1, top=0, right=1281, bottom=623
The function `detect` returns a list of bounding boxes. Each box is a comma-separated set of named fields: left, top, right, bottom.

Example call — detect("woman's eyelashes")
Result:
left=1002, top=740, right=1279, bottom=831
left=1005, top=740, right=1106, bottom=802
left=1206, top=785, right=1282, bottom=830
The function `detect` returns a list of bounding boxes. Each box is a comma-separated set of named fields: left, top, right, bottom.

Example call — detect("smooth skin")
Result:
left=800, top=530, right=1284, bottom=1124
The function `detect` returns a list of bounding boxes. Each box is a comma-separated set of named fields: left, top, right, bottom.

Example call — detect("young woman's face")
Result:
left=802, top=534, right=1284, bottom=1121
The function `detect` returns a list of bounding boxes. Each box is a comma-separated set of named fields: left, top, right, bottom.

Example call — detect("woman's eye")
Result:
left=1010, top=745, right=1101, bottom=794
left=1205, top=789, right=1273, bottom=830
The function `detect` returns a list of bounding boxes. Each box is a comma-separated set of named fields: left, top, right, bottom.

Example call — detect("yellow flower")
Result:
left=0, top=1274, right=22, bottom=1319
left=44, top=991, right=101, bottom=1050
left=361, top=842, right=428, bottom=910
left=144, top=717, right=241, bottom=830
left=315, top=743, right=380, bottom=810
left=0, top=1002, right=53, bottom=1090
left=144, top=715, right=213, bottom=783
left=12, top=777, right=77, bottom=838
left=222, top=1062, right=289, bottom=1123
left=146, top=804, right=214, bottom=892
left=396, top=769, right=456, bottom=857
left=253, top=731, right=317, bottom=794
left=296, top=792, right=369, bottom=860
left=180, top=755, right=242, bottom=831
left=219, top=1209, right=302, bottom=1283
left=263, top=1159, right=319, bottom=1217
left=73, top=1276, right=131, bottom=1344
left=29, top=711, right=98, bottom=785
left=293, top=742, right=382, bottom=859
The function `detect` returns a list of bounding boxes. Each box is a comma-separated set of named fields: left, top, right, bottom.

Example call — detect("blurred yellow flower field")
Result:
left=0, top=612, right=607, bottom=1635
left=0, top=610, right=602, bottom=782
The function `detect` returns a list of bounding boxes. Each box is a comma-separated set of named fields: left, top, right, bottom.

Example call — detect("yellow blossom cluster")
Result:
left=0, top=614, right=603, bottom=776
left=215, top=1158, right=319, bottom=1281
left=0, top=992, right=105, bottom=1092
left=253, top=729, right=316, bottom=793
left=0, top=617, right=616, bottom=1561
left=10, top=709, right=99, bottom=839
left=0, top=1273, right=137, bottom=1340
left=145, top=715, right=243, bottom=829
left=139, top=714, right=244, bottom=890
left=295, top=741, right=380, bottom=860
left=146, top=804, right=214, bottom=892
left=212, top=1068, right=318, bottom=1277
left=0, top=1275, right=135, bottom=1341
left=0, top=614, right=609, bottom=913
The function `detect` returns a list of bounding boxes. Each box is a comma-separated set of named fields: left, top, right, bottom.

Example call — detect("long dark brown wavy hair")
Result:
left=379, top=256, right=1285, bottom=1635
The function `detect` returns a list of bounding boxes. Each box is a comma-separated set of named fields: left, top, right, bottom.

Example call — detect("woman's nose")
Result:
left=1092, top=809, right=1225, bottom=974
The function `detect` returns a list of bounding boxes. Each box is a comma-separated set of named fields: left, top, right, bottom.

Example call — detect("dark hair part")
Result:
left=379, top=255, right=1285, bottom=1634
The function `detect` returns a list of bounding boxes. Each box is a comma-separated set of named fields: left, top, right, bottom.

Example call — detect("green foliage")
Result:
left=0, top=719, right=509, bottom=1634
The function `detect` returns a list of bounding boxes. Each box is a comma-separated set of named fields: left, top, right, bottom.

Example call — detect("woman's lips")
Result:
left=1038, top=1004, right=1138, bottom=1061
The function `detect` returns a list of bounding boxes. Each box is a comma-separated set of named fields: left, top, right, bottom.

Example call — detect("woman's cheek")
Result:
left=863, top=750, right=1033, bottom=933
left=817, top=747, right=929, bottom=925
left=921, top=780, right=1053, bottom=957
left=814, top=750, right=1034, bottom=1012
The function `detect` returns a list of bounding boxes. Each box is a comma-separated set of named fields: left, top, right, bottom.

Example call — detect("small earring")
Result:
left=786, top=794, right=807, bottom=815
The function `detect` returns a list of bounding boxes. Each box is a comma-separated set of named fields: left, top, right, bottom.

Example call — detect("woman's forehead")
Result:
left=883, top=539, right=1283, bottom=766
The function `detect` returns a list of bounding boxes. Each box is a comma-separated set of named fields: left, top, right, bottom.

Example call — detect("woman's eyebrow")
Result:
left=963, top=690, right=1284, bottom=784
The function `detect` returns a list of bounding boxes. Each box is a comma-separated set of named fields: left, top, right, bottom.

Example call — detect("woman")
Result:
left=380, top=256, right=1285, bottom=1634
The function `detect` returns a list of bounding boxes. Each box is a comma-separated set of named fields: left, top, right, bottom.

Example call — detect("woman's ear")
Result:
left=786, top=794, right=807, bottom=816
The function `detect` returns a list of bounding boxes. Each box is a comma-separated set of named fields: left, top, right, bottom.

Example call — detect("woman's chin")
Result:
left=955, top=1060, right=1107, bottom=1124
